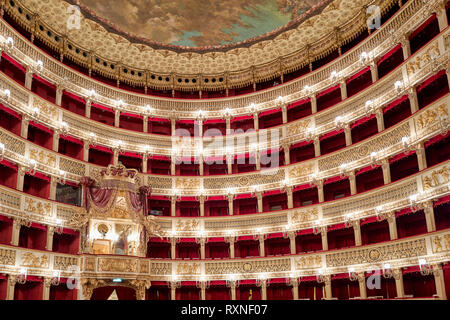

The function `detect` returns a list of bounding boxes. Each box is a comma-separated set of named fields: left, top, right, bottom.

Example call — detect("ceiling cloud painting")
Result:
left=73, top=0, right=326, bottom=48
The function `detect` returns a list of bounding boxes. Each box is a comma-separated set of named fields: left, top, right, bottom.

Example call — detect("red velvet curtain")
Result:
left=236, top=240, right=259, bottom=258
left=206, top=286, right=230, bottom=300
left=265, top=238, right=290, bottom=256
left=206, top=242, right=229, bottom=259
left=298, top=280, right=325, bottom=300
left=296, top=233, right=322, bottom=253
left=147, top=286, right=171, bottom=300
left=53, top=231, right=79, bottom=254
left=19, top=224, right=47, bottom=250
left=237, top=285, right=261, bottom=300
left=176, top=286, right=200, bottom=300
left=177, top=243, right=200, bottom=259
left=148, top=242, right=171, bottom=258
left=49, top=280, right=77, bottom=300
left=0, top=276, right=7, bottom=300
left=0, top=216, right=13, bottom=245
left=403, top=272, right=436, bottom=298
left=327, top=227, right=355, bottom=250
left=365, top=272, right=397, bottom=299
left=80, top=177, right=114, bottom=212
left=14, top=278, right=43, bottom=300
left=331, top=277, right=359, bottom=299
left=267, top=284, right=293, bottom=300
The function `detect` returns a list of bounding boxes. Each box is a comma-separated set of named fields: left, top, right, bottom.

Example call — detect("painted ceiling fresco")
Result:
left=74, top=0, right=325, bottom=47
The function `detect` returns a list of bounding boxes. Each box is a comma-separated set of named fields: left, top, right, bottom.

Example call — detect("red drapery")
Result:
left=403, top=272, right=436, bottom=298
left=176, top=285, right=200, bottom=300
left=206, top=286, right=231, bottom=300
left=14, top=277, right=43, bottom=300
left=266, top=282, right=293, bottom=300
left=49, top=279, right=77, bottom=300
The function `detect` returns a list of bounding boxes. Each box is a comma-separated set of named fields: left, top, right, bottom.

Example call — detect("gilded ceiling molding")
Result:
left=1, top=0, right=399, bottom=91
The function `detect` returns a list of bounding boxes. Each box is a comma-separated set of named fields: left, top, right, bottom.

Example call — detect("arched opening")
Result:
left=90, top=286, right=137, bottom=300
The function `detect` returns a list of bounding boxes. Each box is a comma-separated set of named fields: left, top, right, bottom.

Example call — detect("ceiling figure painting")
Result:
left=72, top=0, right=325, bottom=48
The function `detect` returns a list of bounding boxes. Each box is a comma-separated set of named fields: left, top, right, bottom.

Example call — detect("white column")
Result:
left=311, top=96, right=317, bottom=114
left=370, top=61, right=378, bottom=83
left=321, top=227, right=328, bottom=251
left=199, top=156, right=204, bottom=176
left=433, top=264, right=447, bottom=300
left=199, top=196, right=205, bottom=217
left=283, top=144, right=291, bottom=165
left=376, top=109, right=385, bottom=132
left=25, top=68, right=33, bottom=90
left=230, top=283, right=237, bottom=300
left=45, top=226, right=54, bottom=251
left=20, top=117, right=29, bottom=139
left=340, top=80, right=347, bottom=100
left=436, top=5, right=448, bottom=32
left=344, top=125, right=352, bottom=146
left=424, top=201, right=436, bottom=232
left=227, top=195, right=234, bottom=216
left=259, top=235, right=265, bottom=257
left=416, top=142, right=427, bottom=171
left=197, top=119, right=203, bottom=137
left=142, top=154, right=148, bottom=173
left=171, top=197, right=176, bottom=217
left=16, top=167, right=25, bottom=191
left=170, top=284, right=177, bottom=300
left=317, top=181, right=324, bottom=203
left=313, top=137, right=321, bottom=157
left=6, top=276, right=16, bottom=300
left=11, top=219, right=21, bottom=246
left=292, top=281, right=299, bottom=300
left=382, top=159, right=391, bottom=185
left=52, top=132, right=60, bottom=152
left=170, top=238, right=176, bottom=259
left=55, top=87, right=63, bottom=106
left=401, top=37, right=411, bottom=60
left=253, top=114, right=259, bottom=131
left=261, top=281, right=267, bottom=300
left=324, top=276, right=332, bottom=300
left=49, top=177, right=57, bottom=201
left=289, top=232, right=296, bottom=255
left=113, top=149, right=119, bottom=165
left=83, top=141, right=90, bottom=162
left=225, top=117, right=231, bottom=134
left=358, top=273, right=367, bottom=299
left=281, top=106, right=288, bottom=124
left=387, top=213, right=398, bottom=240
left=408, top=87, right=419, bottom=114
left=256, top=192, right=263, bottom=213
left=395, top=269, right=405, bottom=298
left=43, top=278, right=51, bottom=300
left=353, top=220, right=362, bottom=246
left=143, top=116, right=148, bottom=133
left=200, top=239, right=206, bottom=259
left=349, top=172, right=357, bottom=195
left=286, top=187, right=293, bottom=209
left=85, top=100, right=92, bottom=118
left=228, top=237, right=235, bottom=259
left=170, top=157, right=176, bottom=175
left=114, top=110, right=120, bottom=127
left=226, top=155, right=233, bottom=175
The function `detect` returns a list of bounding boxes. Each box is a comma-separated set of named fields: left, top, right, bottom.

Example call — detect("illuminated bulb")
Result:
left=59, top=170, right=65, bottom=176
left=29, top=159, right=36, bottom=166
left=360, top=52, right=368, bottom=60
left=32, top=107, right=40, bottom=115
left=304, top=85, right=310, bottom=92
left=409, top=194, right=417, bottom=202
left=36, top=60, right=43, bottom=69
left=418, top=258, right=427, bottom=265
left=19, top=268, right=27, bottom=275
left=318, top=269, right=323, bottom=275
left=3, top=89, right=10, bottom=97
left=227, top=230, right=235, bottom=236
left=89, top=89, right=96, bottom=97
left=394, top=81, right=402, bottom=91
left=224, top=107, right=231, bottom=115
left=348, top=267, right=355, bottom=273
left=116, top=99, right=124, bottom=107
left=256, top=227, right=263, bottom=234
left=376, top=205, right=382, bottom=213
left=330, top=70, right=338, bottom=79
left=117, top=140, right=123, bottom=146
left=55, top=219, right=62, bottom=225
left=370, top=151, right=377, bottom=158
left=89, top=132, right=96, bottom=138
left=199, top=187, right=205, bottom=195
left=226, top=187, right=234, bottom=195
left=145, top=104, right=152, bottom=112
left=173, top=188, right=179, bottom=195
left=383, top=263, right=391, bottom=269
left=0, top=142, right=4, bottom=151
left=6, top=37, right=14, bottom=47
